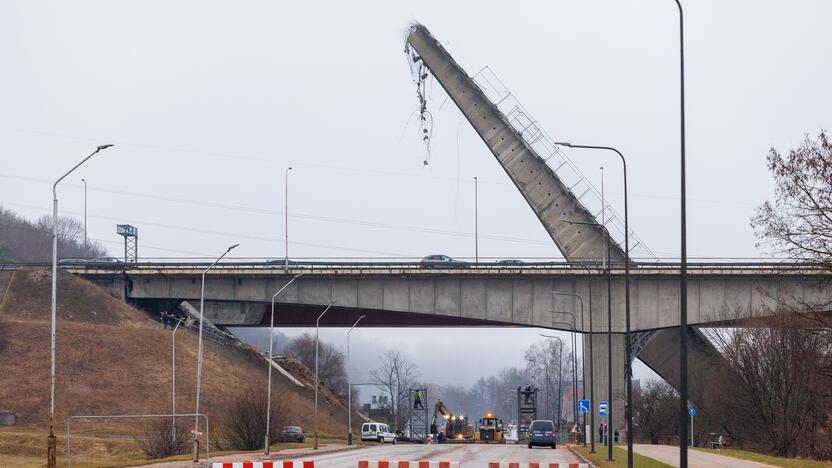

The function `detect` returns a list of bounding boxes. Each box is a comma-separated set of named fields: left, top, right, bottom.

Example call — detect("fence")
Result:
left=66, top=413, right=209, bottom=467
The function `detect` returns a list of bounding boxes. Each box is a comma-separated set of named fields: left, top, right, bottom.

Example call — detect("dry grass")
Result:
left=0, top=270, right=358, bottom=466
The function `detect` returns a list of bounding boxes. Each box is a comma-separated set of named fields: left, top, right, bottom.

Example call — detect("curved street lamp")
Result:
left=347, top=315, right=367, bottom=445
left=560, top=218, right=614, bottom=462
left=264, top=273, right=304, bottom=454
left=194, top=243, right=239, bottom=461
left=555, top=141, right=632, bottom=463
left=48, top=144, right=113, bottom=468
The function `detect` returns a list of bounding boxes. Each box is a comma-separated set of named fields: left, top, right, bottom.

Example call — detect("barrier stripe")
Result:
left=358, top=462, right=460, bottom=468
left=487, top=464, right=588, bottom=468
left=212, top=462, right=314, bottom=468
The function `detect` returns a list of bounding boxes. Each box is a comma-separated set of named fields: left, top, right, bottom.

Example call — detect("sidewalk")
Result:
left=138, top=443, right=360, bottom=468
left=632, top=444, right=777, bottom=468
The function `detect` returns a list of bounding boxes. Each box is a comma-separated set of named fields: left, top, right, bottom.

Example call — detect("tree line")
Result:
left=0, top=205, right=106, bottom=262
left=632, top=132, right=832, bottom=460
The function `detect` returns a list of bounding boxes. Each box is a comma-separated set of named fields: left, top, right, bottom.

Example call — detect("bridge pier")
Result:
left=582, top=332, right=626, bottom=445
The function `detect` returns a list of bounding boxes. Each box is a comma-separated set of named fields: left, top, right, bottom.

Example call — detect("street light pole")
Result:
left=551, top=312, right=579, bottom=437
left=672, top=2, right=689, bottom=466
left=265, top=273, right=304, bottom=454
left=48, top=144, right=112, bottom=468
left=81, top=178, right=87, bottom=259
left=562, top=219, right=613, bottom=461
left=314, top=301, right=336, bottom=450
left=474, top=176, right=478, bottom=264
left=193, top=243, right=238, bottom=461
left=284, top=167, right=292, bottom=269
left=577, top=263, right=596, bottom=452
left=347, top=315, right=367, bottom=445
left=555, top=142, right=632, bottom=466
left=172, top=317, right=182, bottom=439
left=551, top=291, right=588, bottom=447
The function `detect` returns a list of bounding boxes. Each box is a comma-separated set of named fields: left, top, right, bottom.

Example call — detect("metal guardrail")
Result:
left=1, top=260, right=827, bottom=272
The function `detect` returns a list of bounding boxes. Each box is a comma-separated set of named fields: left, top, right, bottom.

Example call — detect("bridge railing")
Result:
left=1, top=259, right=823, bottom=273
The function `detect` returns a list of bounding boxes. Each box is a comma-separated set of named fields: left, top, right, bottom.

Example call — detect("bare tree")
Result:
left=633, top=379, right=679, bottom=444
left=370, top=351, right=420, bottom=431
left=135, top=418, right=189, bottom=459
left=219, top=384, right=289, bottom=451
left=284, top=333, right=348, bottom=396
left=0, top=206, right=106, bottom=262
left=36, top=214, right=85, bottom=245
left=708, top=315, right=832, bottom=458
left=752, top=131, right=832, bottom=331
left=524, top=340, right=563, bottom=422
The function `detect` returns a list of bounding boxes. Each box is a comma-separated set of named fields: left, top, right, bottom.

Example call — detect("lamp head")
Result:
left=554, top=142, right=572, bottom=148
left=96, top=144, right=114, bottom=151
left=228, top=243, right=240, bottom=251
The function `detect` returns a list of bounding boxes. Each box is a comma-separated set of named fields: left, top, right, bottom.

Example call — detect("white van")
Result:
left=361, top=422, right=397, bottom=443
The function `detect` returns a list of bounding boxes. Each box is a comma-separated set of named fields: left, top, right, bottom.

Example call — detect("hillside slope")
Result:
left=0, top=270, right=356, bottom=444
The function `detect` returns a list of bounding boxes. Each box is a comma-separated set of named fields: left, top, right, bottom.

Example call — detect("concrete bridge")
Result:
left=76, top=262, right=832, bottom=332
left=72, top=260, right=830, bottom=439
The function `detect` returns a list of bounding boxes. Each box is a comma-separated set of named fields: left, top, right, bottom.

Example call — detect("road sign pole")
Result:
left=690, top=414, right=693, bottom=447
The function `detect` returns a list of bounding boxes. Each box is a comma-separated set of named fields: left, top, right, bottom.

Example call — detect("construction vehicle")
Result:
left=430, top=399, right=472, bottom=442
left=474, top=412, right=505, bottom=443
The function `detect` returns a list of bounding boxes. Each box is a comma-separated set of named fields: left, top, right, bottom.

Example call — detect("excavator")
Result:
left=430, top=400, right=472, bottom=442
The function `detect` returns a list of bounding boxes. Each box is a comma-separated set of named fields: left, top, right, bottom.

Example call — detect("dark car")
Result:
left=278, top=425, right=306, bottom=443
left=496, top=259, right=525, bottom=266
left=420, top=254, right=468, bottom=269
left=527, top=419, right=557, bottom=449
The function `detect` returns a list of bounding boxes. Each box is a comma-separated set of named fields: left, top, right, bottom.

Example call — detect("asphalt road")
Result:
left=298, top=442, right=582, bottom=468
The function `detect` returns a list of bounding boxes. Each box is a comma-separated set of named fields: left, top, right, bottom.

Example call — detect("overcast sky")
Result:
left=2, top=1, right=830, bottom=387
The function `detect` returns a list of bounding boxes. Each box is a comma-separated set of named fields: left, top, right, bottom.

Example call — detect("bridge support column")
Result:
left=636, top=327, right=732, bottom=446
left=582, top=331, right=626, bottom=446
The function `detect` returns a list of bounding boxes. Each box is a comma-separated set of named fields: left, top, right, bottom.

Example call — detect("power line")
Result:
left=0, top=172, right=558, bottom=248
left=0, top=126, right=758, bottom=206
left=3, top=201, right=412, bottom=257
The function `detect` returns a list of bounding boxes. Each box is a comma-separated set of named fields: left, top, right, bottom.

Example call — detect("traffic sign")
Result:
left=688, top=407, right=696, bottom=416
left=578, top=399, right=591, bottom=414
left=599, top=401, right=608, bottom=417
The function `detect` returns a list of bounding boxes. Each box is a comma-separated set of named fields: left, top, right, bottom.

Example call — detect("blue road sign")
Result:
left=578, top=399, right=591, bottom=414
left=599, top=401, right=608, bottom=417
left=689, top=407, right=696, bottom=416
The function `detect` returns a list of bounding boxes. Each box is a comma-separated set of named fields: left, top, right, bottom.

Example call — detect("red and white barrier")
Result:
left=212, top=462, right=314, bottom=468
left=488, top=463, right=588, bottom=468
left=359, top=461, right=460, bottom=468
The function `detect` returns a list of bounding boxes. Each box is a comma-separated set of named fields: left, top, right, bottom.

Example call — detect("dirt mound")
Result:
left=0, top=270, right=356, bottom=438
left=273, top=356, right=347, bottom=410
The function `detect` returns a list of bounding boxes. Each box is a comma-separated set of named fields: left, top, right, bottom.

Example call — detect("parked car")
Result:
left=361, top=422, right=397, bottom=444
left=278, top=425, right=306, bottom=443
left=420, top=254, right=468, bottom=269
left=527, top=419, right=557, bottom=449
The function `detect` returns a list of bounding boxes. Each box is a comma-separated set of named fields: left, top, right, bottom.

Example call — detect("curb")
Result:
left=568, top=446, right=597, bottom=468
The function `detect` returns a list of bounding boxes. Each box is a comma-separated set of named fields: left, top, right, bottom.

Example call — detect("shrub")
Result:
left=220, top=383, right=289, bottom=451
left=135, top=418, right=189, bottom=459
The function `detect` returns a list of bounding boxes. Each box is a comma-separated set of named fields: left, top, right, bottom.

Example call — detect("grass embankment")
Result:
left=0, top=424, right=334, bottom=468
left=691, top=447, right=832, bottom=468
left=572, top=445, right=672, bottom=468
left=0, top=270, right=359, bottom=467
